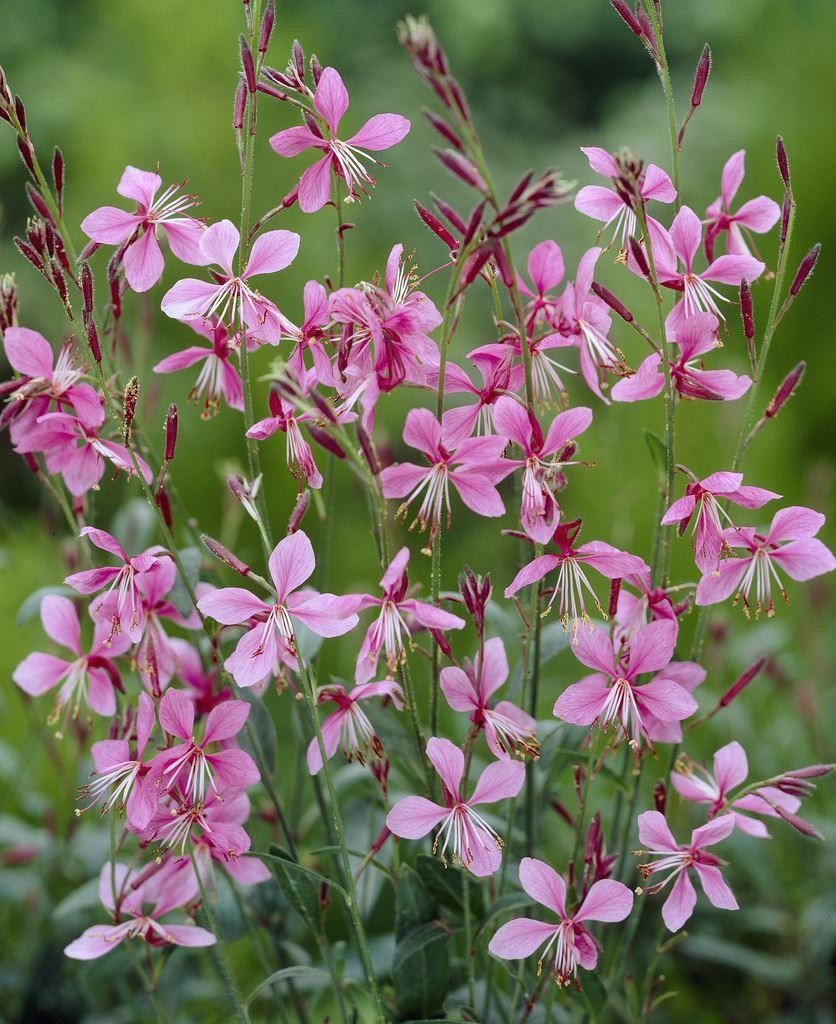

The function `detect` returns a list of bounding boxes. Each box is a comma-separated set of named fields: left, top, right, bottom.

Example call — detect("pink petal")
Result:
left=553, top=674, right=609, bottom=725
left=379, top=546, right=410, bottom=592
left=268, top=531, right=315, bottom=600
left=64, top=925, right=126, bottom=960
left=64, top=565, right=119, bottom=595
left=573, top=624, right=616, bottom=676
left=347, top=113, right=411, bottom=151
left=226, top=854, right=272, bottom=885
left=386, top=795, right=447, bottom=839
left=518, top=856, right=566, bottom=916
left=637, top=810, right=678, bottom=852
left=41, top=594, right=81, bottom=652
left=504, top=554, right=561, bottom=598
left=575, top=541, right=648, bottom=579
left=136, top=691, right=156, bottom=753
left=403, top=407, right=442, bottom=454
left=669, top=206, right=703, bottom=270
left=79, top=526, right=126, bottom=560
left=634, top=677, right=698, bottom=723
left=298, top=155, right=334, bottom=213
left=200, top=219, right=240, bottom=275
left=400, top=599, right=465, bottom=631
left=224, top=625, right=278, bottom=688
left=3, top=326, right=55, bottom=378
left=611, top=353, right=664, bottom=403
left=306, top=709, right=348, bottom=774
left=627, top=620, right=676, bottom=676
left=123, top=229, right=165, bottom=292
left=574, top=246, right=602, bottom=297
left=159, top=924, right=216, bottom=948
left=695, top=557, right=750, bottom=606
left=469, top=758, right=525, bottom=805
left=203, top=699, right=250, bottom=744
left=527, top=240, right=564, bottom=293
left=380, top=462, right=428, bottom=498
left=491, top=395, right=532, bottom=449
left=289, top=593, right=358, bottom=637
left=542, top=406, right=593, bottom=454
left=12, top=652, right=68, bottom=695
left=479, top=636, right=510, bottom=699
left=768, top=505, right=826, bottom=543
left=197, top=586, right=267, bottom=624
left=154, top=345, right=210, bottom=373
left=713, top=741, right=748, bottom=795
left=574, top=185, right=624, bottom=223
left=245, top=230, right=301, bottom=278
left=734, top=195, right=780, bottom=233
left=208, top=747, right=260, bottom=789
left=269, top=125, right=325, bottom=157
left=220, top=361, right=244, bottom=410
left=314, top=67, right=349, bottom=135
left=158, top=688, right=194, bottom=741
left=488, top=918, right=557, bottom=960
left=670, top=771, right=716, bottom=804
left=661, top=870, right=696, bottom=932
left=703, top=254, right=765, bottom=285
left=80, top=206, right=141, bottom=244
left=440, top=666, right=478, bottom=712
left=693, top=864, right=738, bottom=911
left=575, top=879, right=634, bottom=923
left=771, top=538, right=836, bottom=581
left=690, top=814, right=735, bottom=849
left=641, top=163, right=676, bottom=203
left=161, top=218, right=209, bottom=265
left=426, top=736, right=464, bottom=797
left=160, top=278, right=222, bottom=319
left=126, top=779, right=156, bottom=831
left=117, top=165, right=161, bottom=206
left=580, top=146, right=620, bottom=178
left=720, top=150, right=745, bottom=209
left=450, top=472, right=505, bottom=517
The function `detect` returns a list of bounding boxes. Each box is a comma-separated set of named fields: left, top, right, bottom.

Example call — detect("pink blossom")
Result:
left=636, top=811, right=738, bottom=932
left=651, top=205, right=765, bottom=331
left=269, top=67, right=410, bottom=212
left=614, top=572, right=678, bottom=640
left=81, top=691, right=157, bottom=830
left=386, top=737, right=525, bottom=876
left=705, top=150, right=781, bottom=260
left=488, top=857, right=633, bottom=985
left=65, top=528, right=165, bottom=644
left=554, top=620, right=699, bottom=746
left=493, top=396, right=592, bottom=543
left=81, top=166, right=208, bottom=292
left=662, top=470, right=779, bottom=575
left=612, top=312, right=752, bottom=404
left=352, top=546, right=465, bottom=683
left=1, top=327, right=101, bottom=446
left=153, top=317, right=243, bottom=416
left=671, top=741, right=801, bottom=838
left=306, top=679, right=405, bottom=774
left=246, top=387, right=324, bottom=490
left=13, top=594, right=129, bottom=726
left=161, top=220, right=300, bottom=344
left=695, top=506, right=835, bottom=614
left=431, top=345, right=523, bottom=447
left=440, top=637, right=537, bottom=759
left=64, top=861, right=214, bottom=959
left=516, top=240, right=565, bottom=329
left=148, top=689, right=259, bottom=801
left=574, top=147, right=676, bottom=250
left=197, top=531, right=359, bottom=687
left=380, top=407, right=512, bottom=541
left=504, top=519, right=649, bottom=636
left=286, top=280, right=334, bottom=384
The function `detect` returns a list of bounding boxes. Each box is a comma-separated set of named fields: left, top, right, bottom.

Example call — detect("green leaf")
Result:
left=395, top=865, right=437, bottom=942
left=644, top=429, right=667, bottom=487
left=259, top=845, right=345, bottom=931
left=53, top=877, right=101, bottom=919
left=415, top=855, right=483, bottom=918
left=17, top=585, right=75, bottom=626
left=471, top=891, right=533, bottom=943
left=168, top=546, right=202, bottom=616
left=392, top=921, right=450, bottom=1019
left=240, top=692, right=277, bottom=780
left=538, top=620, right=571, bottom=667
left=245, top=965, right=331, bottom=1006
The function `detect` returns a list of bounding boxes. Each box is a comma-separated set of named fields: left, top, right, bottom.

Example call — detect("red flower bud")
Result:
left=776, top=135, right=791, bottom=190
left=258, top=0, right=276, bottom=55
left=764, top=361, right=805, bottom=421
left=718, top=656, right=767, bottom=708
left=690, top=44, right=711, bottom=107
left=201, top=534, right=251, bottom=576
left=788, top=243, right=820, bottom=298
left=592, top=281, right=634, bottom=323
left=164, top=403, right=178, bottom=462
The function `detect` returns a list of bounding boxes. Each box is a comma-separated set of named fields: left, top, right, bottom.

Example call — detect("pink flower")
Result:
left=153, top=317, right=243, bottom=416
left=504, top=519, right=649, bottom=636
left=695, top=506, right=835, bottom=614
left=12, top=594, right=129, bottom=726
left=64, top=861, right=215, bottom=959
left=386, top=737, right=525, bottom=876
left=554, top=621, right=699, bottom=746
left=81, top=692, right=157, bottom=830
left=196, top=531, right=359, bottom=687
left=493, top=396, right=592, bottom=543
left=433, top=345, right=523, bottom=446
left=612, top=312, right=752, bottom=404
left=488, top=857, right=633, bottom=985
left=148, top=689, right=260, bottom=802
left=662, top=470, right=780, bottom=575
left=651, top=205, right=765, bottom=331
left=353, top=546, right=465, bottom=683
left=246, top=388, right=324, bottom=490
left=614, top=572, right=678, bottom=640
left=636, top=811, right=738, bottom=932
left=574, top=147, right=676, bottom=250
left=705, top=150, right=781, bottom=260
left=380, top=407, right=512, bottom=541
left=440, top=637, right=537, bottom=759
left=516, top=240, right=565, bottom=329
left=306, top=680, right=405, bottom=774
left=1, top=327, right=100, bottom=445
left=161, top=220, right=300, bottom=344
left=81, top=166, right=208, bottom=292
left=65, top=528, right=165, bottom=644
left=671, top=741, right=801, bottom=839
left=269, top=67, right=410, bottom=212
left=286, top=280, right=334, bottom=384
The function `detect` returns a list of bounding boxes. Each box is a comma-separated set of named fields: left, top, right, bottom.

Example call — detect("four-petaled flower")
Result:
left=306, top=680, right=405, bottom=774
left=705, top=150, right=780, bottom=261
left=153, top=316, right=244, bottom=416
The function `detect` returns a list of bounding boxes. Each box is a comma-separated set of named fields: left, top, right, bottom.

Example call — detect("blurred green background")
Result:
left=0, top=1, right=834, bottom=1022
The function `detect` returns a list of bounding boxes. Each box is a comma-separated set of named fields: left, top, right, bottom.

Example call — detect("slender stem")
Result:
left=643, top=1, right=681, bottom=201
left=462, top=869, right=476, bottom=1007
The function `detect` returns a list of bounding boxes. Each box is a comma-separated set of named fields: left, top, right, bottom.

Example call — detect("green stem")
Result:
left=462, top=869, right=476, bottom=1007
left=643, top=0, right=681, bottom=201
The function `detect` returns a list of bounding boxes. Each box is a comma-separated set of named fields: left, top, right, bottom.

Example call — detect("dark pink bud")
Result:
left=739, top=279, right=754, bottom=339
left=423, top=108, right=463, bottom=151
left=52, top=147, right=65, bottom=212
left=164, top=403, right=178, bottom=462
left=719, top=656, right=767, bottom=708
left=592, top=281, right=634, bottom=323
left=16, top=137, right=36, bottom=178
left=610, top=0, right=643, bottom=36
left=433, top=148, right=487, bottom=193
left=780, top=193, right=791, bottom=246
left=25, top=184, right=53, bottom=224
left=414, top=201, right=458, bottom=250
left=776, top=136, right=790, bottom=190
left=240, top=36, right=256, bottom=93
left=81, top=263, right=94, bottom=314
left=287, top=489, right=310, bottom=533
left=86, top=319, right=102, bottom=365
left=201, top=534, right=251, bottom=576
left=653, top=781, right=666, bottom=815
left=370, top=825, right=391, bottom=855
left=308, top=425, right=346, bottom=459
left=782, top=764, right=834, bottom=780
left=310, top=55, right=322, bottom=86
left=764, top=361, right=805, bottom=421
left=774, top=805, right=824, bottom=842
left=13, top=94, right=26, bottom=133
left=14, top=237, right=45, bottom=276
left=258, top=0, right=276, bottom=55
left=357, top=425, right=380, bottom=475
left=51, top=259, right=71, bottom=317
left=430, top=628, right=453, bottom=660
left=155, top=486, right=173, bottom=530
left=79, top=239, right=101, bottom=263
left=233, top=78, right=247, bottom=131
left=123, top=376, right=139, bottom=444
left=629, top=236, right=651, bottom=279
left=292, top=39, right=305, bottom=80
left=462, top=199, right=486, bottom=247
left=690, top=44, right=711, bottom=107
left=608, top=577, right=622, bottom=619
left=788, top=243, right=821, bottom=298
left=433, top=193, right=468, bottom=233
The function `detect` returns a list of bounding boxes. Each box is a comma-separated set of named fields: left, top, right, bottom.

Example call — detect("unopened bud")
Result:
left=308, top=425, right=345, bottom=459
left=201, top=534, right=251, bottom=576
left=431, top=628, right=453, bottom=660
left=608, top=577, right=622, bottom=619
left=774, top=805, right=824, bottom=842
left=240, top=36, right=256, bottom=93
left=690, top=44, right=711, bottom=107
left=164, top=403, right=178, bottom=462
left=414, top=201, right=458, bottom=250
left=16, top=137, right=36, bottom=178
left=764, top=361, right=805, bottom=421
left=653, top=781, right=667, bottom=815
left=433, top=148, right=487, bottom=193
left=629, top=236, right=651, bottom=280
left=610, top=0, right=644, bottom=37
left=123, top=376, right=139, bottom=444
left=292, top=39, right=305, bottom=80
left=310, top=55, right=322, bottom=86
left=776, top=136, right=791, bottom=190
left=357, top=425, right=380, bottom=475
left=233, top=78, right=247, bottom=132
left=423, top=108, right=463, bottom=151
left=52, top=147, right=65, bottom=213
left=788, top=243, right=821, bottom=298
left=459, top=565, right=491, bottom=635
left=258, top=0, right=276, bottom=55
left=782, top=764, right=834, bottom=780
left=718, top=656, right=767, bottom=708
left=25, top=184, right=53, bottom=224
left=739, top=279, right=754, bottom=339
left=13, top=95, right=26, bottom=133
left=79, top=239, right=101, bottom=263
left=86, top=319, right=102, bottom=364
left=81, top=263, right=94, bottom=315
left=780, top=193, right=791, bottom=246
left=287, top=489, right=310, bottom=533
left=592, top=281, right=633, bottom=323
left=155, top=486, right=173, bottom=529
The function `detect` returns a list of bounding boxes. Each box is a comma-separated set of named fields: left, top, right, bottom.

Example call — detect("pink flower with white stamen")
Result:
left=516, top=240, right=565, bottom=329
left=269, top=67, right=411, bottom=212
left=433, top=345, right=523, bottom=446
left=705, top=150, right=781, bottom=261
left=306, top=679, right=405, bottom=774
left=81, top=166, right=208, bottom=292
left=636, top=811, right=738, bottom=932
left=489, top=857, right=633, bottom=986
left=154, top=317, right=243, bottom=416
left=387, top=737, right=525, bottom=876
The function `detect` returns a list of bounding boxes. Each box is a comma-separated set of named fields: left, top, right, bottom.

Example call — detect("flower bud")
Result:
left=776, top=135, right=791, bottom=190
left=430, top=628, right=453, bottom=660
left=690, top=44, right=712, bottom=107
left=13, top=94, right=26, bottom=133
left=780, top=192, right=791, bottom=246
left=25, top=183, right=53, bottom=224
left=592, top=281, right=634, bottom=323
left=423, top=108, right=463, bottom=151
left=0, top=273, right=19, bottom=331
left=414, top=202, right=458, bottom=250
left=123, top=376, right=139, bottom=445
left=788, top=243, right=820, bottom=298
left=608, top=577, right=621, bottom=619
left=433, top=148, right=487, bottom=193
left=739, top=279, right=754, bottom=339
left=287, top=489, right=310, bottom=533
left=16, top=136, right=36, bottom=178
left=201, top=534, right=251, bottom=576
left=81, top=263, right=94, bottom=316
left=164, top=403, right=178, bottom=462
left=308, top=424, right=345, bottom=459
left=86, top=319, right=102, bottom=365
left=718, top=656, right=767, bottom=708
left=459, top=565, right=491, bottom=635
left=629, top=236, right=651, bottom=279
left=764, top=361, right=804, bottom=421
left=240, top=35, right=256, bottom=93
left=653, top=781, right=666, bottom=815
left=258, top=0, right=276, bottom=55
left=292, top=39, right=305, bottom=80
left=52, top=147, right=65, bottom=213
left=774, top=805, right=824, bottom=842
left=357, top=425, right=380, bottom=475
left=155, top=485, right=173, bottom=530
left=610, top=0, right=643, bottom=36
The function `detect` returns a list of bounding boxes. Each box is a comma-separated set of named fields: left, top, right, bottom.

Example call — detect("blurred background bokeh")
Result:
left=0, top=1, right=834, bottom=1021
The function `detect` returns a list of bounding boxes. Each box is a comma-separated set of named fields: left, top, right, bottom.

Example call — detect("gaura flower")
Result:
left=269, top=67, right=411, bottom=212
left=352, top=546, right=465, bottom=683
left=433, top=345, right=523, bottom=447
left=671, top=741, right=801, bottom=839
left=516, top=240, right=565, bottom=329
left=662, top=470, right=779, bottom=575
left=440, top=636, right=538, bottom=759
left=306, top=679, right=404, bottom=774
left=488, top=857, right=633, bottom=985
left=553, top=620, right=699, bottom=746
left=386, top=737, right=525, bottom=876
left=695, top=506, right=835, bottom=614
left=246, top=386, right=326, bottom=491
left=161, top=220, right=300, bottom=344
left=153, top=316, right=243, bottom=416
left=81, top=166, right=208, bottom=292
left=197, top=531, right=359, bottom=687
left=636, top=811, right=738, bottom=932
left=705, top=150, right=780, bottom=261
